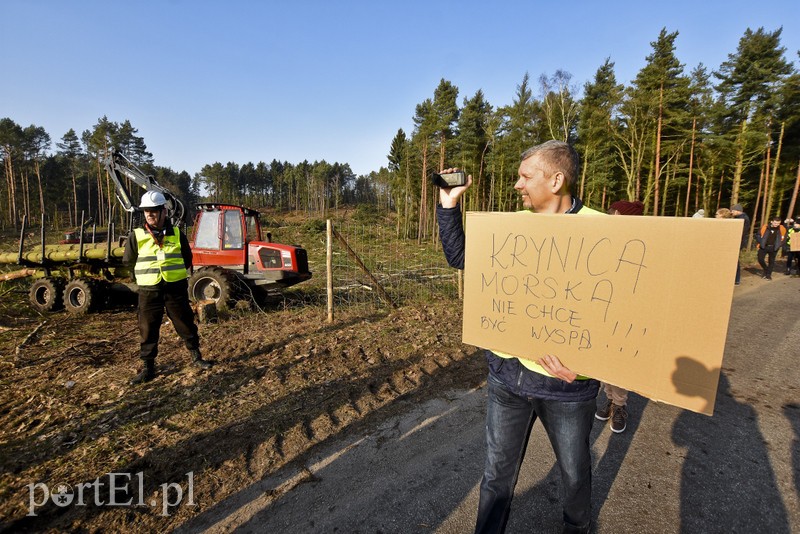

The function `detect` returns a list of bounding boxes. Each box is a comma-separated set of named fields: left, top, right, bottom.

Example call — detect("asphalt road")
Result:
left=179, top=269, right=800, bottom=533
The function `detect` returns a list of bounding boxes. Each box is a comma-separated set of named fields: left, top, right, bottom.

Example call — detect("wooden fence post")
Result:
left=327, top=219, right=333, bottom=323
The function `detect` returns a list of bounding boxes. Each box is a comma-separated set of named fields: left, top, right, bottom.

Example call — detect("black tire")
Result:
left=188, top=268, right=234, bottom=308
left=63, top=279, right=99, bottom=314
left=29, top=277, right=65, bottom=313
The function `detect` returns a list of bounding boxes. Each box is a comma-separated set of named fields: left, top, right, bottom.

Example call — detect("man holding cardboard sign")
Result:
left=436, top=141, right=600, bottom=534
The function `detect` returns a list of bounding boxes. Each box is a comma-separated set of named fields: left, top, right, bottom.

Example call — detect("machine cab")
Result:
left=191, top=204, right=260, bottom=267
left=190, top=203, right=310, bottom=283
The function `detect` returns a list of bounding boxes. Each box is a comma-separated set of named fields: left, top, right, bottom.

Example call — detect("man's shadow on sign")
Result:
left=671, top=357, right=790, bottom=533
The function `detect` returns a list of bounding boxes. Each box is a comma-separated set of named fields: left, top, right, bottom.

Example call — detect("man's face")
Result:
left=514, top=155, right=556, bottom=212
left=770, top=219, right=781, bottom=228
left=144, top=207, right=165, bottom=228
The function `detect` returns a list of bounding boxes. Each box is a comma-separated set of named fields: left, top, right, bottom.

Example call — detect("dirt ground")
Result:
left=0, top=283, right=485, bottom=532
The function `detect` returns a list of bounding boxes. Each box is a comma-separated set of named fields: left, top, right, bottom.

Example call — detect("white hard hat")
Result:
left=140, top=191, right=167, bottom=208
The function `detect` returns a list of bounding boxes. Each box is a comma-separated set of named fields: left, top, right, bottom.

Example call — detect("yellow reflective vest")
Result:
left=133, top=227, right=188, bottom=286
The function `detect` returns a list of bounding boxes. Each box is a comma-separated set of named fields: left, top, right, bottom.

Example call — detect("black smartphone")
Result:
left=432, top=171, right=467, bottom=188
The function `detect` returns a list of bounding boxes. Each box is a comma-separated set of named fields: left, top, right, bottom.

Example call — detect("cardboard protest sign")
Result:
left=791, top=235, right=800, bottom=252
left=462, top=212, right=743, bottom=415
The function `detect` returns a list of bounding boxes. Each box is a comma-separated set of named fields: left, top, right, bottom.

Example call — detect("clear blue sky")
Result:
left=3, top=0, right=799, bottom=178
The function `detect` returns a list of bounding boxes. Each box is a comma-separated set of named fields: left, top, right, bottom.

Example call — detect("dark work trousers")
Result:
left=138, top=279, right=199, bottom=361
left=757, top=249, right=778, bottom=278
left=476, top=374, right=595, bottom=534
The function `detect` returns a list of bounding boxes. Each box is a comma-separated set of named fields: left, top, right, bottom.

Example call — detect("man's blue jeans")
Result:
left=475, top=373, right=595, bottom=534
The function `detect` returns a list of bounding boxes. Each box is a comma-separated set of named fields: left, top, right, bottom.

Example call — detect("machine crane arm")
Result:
left=103, top=148, right=185, bottom=226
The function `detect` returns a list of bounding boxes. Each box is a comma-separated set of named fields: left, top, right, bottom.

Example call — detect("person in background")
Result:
left=123, top=191, right=213, bottom=384
left=730, top=204, right=750, bottom=285
left=756, top=216, right=787, bottom=281
left=437, top=140, right=600, bottom=534
left=715, top=208, right=733, bottom=219
left=594, top=200, right=644, bottom=434
left=781, top=218, right=794, bottom=259
left=785, top=219, right=800, bottom=276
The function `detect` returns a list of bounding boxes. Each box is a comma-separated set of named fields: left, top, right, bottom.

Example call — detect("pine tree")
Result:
left=576, top=59, right=623, bottom=208
left=629, top=28, right=689, bottom=214
left=715, top=27, right=793, bottom=207
left=457, top=90, right=492, bottom=210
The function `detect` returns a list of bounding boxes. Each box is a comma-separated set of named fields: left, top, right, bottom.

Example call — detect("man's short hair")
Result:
left=520, top=140, right=580, bottom=193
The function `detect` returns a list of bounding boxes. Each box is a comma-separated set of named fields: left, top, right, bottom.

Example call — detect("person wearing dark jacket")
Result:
left=730, top=204, right=750, bottom=284
left=437, top=140, right=600, bottom=534
left=123, top=191, right=213, bottom=384
left=756, top=216, right=787, bottom=280
left=785, top=220, right=800, bottom=275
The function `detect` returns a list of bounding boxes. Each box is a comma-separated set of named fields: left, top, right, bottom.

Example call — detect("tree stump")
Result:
left=194, top=299, right=218, bottom=323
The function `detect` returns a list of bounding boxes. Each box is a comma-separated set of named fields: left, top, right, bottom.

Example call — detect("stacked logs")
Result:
left=0, top=243, right=126, bottom=264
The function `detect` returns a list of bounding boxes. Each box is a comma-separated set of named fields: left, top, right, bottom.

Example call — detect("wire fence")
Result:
left=275, top=218, right=460, bottom=313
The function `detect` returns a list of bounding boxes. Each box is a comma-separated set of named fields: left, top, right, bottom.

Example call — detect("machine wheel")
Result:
left=29, top=277, right=65, bottom=313
left=63, top=278, right=100, bottom=314
left=188, top=268, right=234, bottom=308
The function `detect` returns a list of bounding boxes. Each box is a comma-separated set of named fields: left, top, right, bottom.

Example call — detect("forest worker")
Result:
left=594, top=199, right=645, bottom=435
left=437, top=140, right=600, bottom=534
left=123, top=191, right=213, bottom=384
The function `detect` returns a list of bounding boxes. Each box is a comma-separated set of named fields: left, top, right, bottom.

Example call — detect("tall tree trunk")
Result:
left=95, top=158, right=104, bottom=225
left=5, top=154, right=17, bottom=228
left=71, top=171, right=78, bottom=227
left=749, top=165, right=766, bottom=251
left=86, top=172, right=92, bottom=222
left=418, top=141, right=429, bottom=244
left=404, top=149, right=411, bottom=239
left=696, top=170, right=701, bottom=213
left=767, top=121, right=785, bottom=219
left=478, top=142, right=489, bottom=211
left=22, top=169, right=31, bottom=223
left=685, top=117, right=697, bottom=216
left=730, top=106, right=751, bottom=205
left=580, top=147, right=590, bottom=200
left=35, top=161, right=44, bottom=217
left=653, top=84, right=664, bottom=216
left=761, top=143, right=772, bottom=227
left=601, top=184, right=607, bottom=210
left=787, top=159, right=800, bottom=220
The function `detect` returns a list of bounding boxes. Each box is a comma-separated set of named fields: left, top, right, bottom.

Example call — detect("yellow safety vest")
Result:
left=133, top=227, right=188, bottom=286
left=492, top=204, right=603, bottom=379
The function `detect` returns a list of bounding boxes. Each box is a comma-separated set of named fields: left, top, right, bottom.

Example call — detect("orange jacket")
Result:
left=757, top=224, right=786, bottom=251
